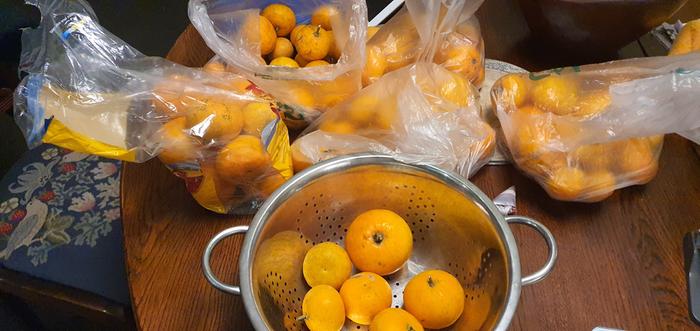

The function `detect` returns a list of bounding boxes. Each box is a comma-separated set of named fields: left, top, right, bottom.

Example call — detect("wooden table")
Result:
left=121, top=1, right=700, bottom=330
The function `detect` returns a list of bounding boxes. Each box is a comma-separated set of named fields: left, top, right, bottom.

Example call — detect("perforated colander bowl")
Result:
left=203, top=153, right=556, bottom=331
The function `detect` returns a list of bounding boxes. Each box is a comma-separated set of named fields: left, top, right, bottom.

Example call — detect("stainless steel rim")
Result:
left=202, top=225, right=249, bottom=295
left=505, top=215, right=558, bottom=285
left=239, top=153, right=527, bottom=331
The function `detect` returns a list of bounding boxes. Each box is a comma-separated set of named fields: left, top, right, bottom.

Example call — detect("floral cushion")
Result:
left=0, top=144, right=129, bottom=305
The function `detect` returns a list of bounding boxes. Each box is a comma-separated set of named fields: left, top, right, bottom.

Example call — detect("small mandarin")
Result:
left=339, top=272, right=392, bottom=325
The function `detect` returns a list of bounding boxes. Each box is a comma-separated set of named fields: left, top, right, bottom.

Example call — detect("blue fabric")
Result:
left=0, top=144, right=130, bottom=305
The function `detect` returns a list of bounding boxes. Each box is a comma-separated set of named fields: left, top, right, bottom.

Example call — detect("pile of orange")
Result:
left=362, top=8, right=484, bottom=87
left=152, top=70, right=286, bottom=211
left=297, top=209, right=468, bottom=331
left=254, top=4, right=341, bottom=68
left=290, top=65, right=496, bottom=173
left=494, top=73, right=663, bottom=202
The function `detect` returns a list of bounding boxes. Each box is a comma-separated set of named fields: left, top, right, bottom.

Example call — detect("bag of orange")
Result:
left=153, top=63, right=293, bottom=214
left=13, top=0, right=293, bottom=214
left=491, top=50, right=700, bottom=202
left=189, top=0, right=368, bottom=129
left=291, top=62, right=495, bottom=178
left=363, top=0, right=486, bottom=87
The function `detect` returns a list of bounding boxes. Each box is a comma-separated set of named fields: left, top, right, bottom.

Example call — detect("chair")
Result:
left=0, top=88, right=135, bottom=330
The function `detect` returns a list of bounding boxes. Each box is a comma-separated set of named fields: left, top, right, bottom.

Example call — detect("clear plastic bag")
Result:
left=14, top=0, right=292, bottom=214
left=363, top=0, right=485, bottom=87
left=491, top=52, right=700, bottom=202
left=189, top=0, right=368, bottom=127
left=292, top=62, right=495, bottom=178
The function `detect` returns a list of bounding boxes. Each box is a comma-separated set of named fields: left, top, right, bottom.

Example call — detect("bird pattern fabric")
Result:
left=0, top=144, right=120, bottom=266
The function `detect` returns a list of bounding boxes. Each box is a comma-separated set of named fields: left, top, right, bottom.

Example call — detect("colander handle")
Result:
left=202, top=225, right=249, bottom=295
left=505, top=216, right=557, bottom=286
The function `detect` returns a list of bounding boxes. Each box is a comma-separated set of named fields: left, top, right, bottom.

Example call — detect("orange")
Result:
left=513, top=116, right=552, bottom=158
left=327, top=33, right=342, bottom=61
left=572, top=143, right=612, bottom=171
left=290, top=24, right=306, bottom=47
left=152, top=74, right=190, bottom=118
left=669, top=19, right=700, bottom=55
left=258, top=16, right=277, bottom=55
left=457, top=289, right=491, bottom=331
left=227, top=77, right=253, bottom=94
left=572, top=90, right=610, bottom=118
left=303, top=242, right=353, bottom=289
left=647, top=134, right=664, bottom=150
left=362, top=45, right=388, bottom=86
left=369, top=308, right=424, bottom=331
left=301, top=285, right=345, bottom=331
left=311, top=5, right=339, bottom=31
left=242, top=102, right=276, bottom=135
left=367, top=26, right=380, bottom=41
left=317, top=76, right=357, bottom=109
left=294, top=53, right=310, bottom=67
left=215, top=135, right=271, bottom=181
left=383, top=29, right=420, bottom=72
left=372, top=102, right=397, bottom=130
left=517, top=105, right=545, bottom=116
left=617, top=139, right=658, bottom=184
left=270, top=37, right=294, bottom=59
left=261, top=4, right=296, bottom=37
left=345, top=209, right=412, bottom=275
left=256, top=171, right=286, bottom=197
left=435, top=43, right=483, bottom=85
left=339, top=272, right=392, bottom=325
left=545, top=167, right=585, bottom=201
left=287, top=86, right=315, bottom=109
left=269, top=56, right=299, bottom=68
left=499, top=74, right=530, bottom=107
left=294, top=25, right=332, bottom=61
left=403, top=270, right=465, bottom=329
left=521, top=151, right=567, bottom=178
left=158, top=117, right=200, bottom=164
left=348, top=94, right=378, bottom=125
left=532, top=75, right=578, bottom=115
left=203, top=61, right=227, bottom=73
left=319, top=120, right=356, bottom=134
left=473, top=124, right=497, bottom=165
left=306, top=60, right=330, bottom=67
left=438, top=72, right=473, bottom=107
left=580, top=171, right=616, bottom=202
left=185, top=101, right=244, bottom=141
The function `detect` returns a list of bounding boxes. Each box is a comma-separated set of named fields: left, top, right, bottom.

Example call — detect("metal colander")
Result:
left=203, top=154, right=556, bottom=331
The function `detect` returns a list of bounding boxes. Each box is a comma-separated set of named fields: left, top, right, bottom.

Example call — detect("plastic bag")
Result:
left=491, top=52, right=700, bottom=202
left=292, top=62, right=495, bottom=178
left=189, top=0, right=368, bottom=127
left=14, top=0, right=292, bottom=214
left=363, top=0, right=485, bottom=87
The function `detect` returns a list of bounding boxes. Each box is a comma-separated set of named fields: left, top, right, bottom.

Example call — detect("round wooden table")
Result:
left=121, top=2, right=700, bottom=330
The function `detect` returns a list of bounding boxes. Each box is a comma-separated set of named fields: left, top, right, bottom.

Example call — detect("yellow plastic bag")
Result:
left=14, top=0, right=292, bottom=214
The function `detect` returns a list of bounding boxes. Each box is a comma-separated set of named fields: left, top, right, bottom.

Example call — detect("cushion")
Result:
left=0, top=144, right=130, bottom=305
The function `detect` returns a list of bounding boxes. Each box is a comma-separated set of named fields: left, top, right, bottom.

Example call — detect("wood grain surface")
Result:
left=121, top=0, right=700, bottom=330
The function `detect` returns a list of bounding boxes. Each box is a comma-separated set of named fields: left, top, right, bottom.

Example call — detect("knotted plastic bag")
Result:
left=14, top=0, right=292, bottom=214
left=363, top=0, right=485, bottom=87
left=292, top=62, right=495, bottom=178
left=492, top=53, right=700, bottom=202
